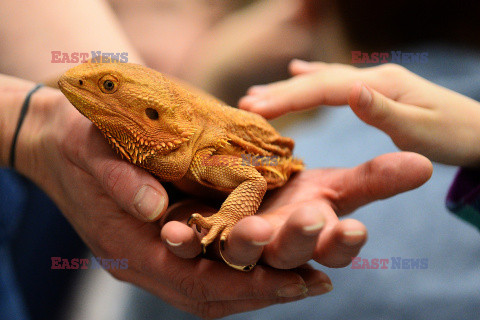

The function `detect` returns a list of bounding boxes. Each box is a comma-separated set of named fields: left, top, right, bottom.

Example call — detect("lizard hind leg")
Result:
left=187, top=151, right=267, bottom=255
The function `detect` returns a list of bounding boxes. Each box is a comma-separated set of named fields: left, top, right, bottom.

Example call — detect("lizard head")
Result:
left=58, top=62, right=196, bottom=165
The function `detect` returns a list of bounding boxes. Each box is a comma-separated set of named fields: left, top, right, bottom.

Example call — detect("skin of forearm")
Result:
left=0, top=73, right=72, bottom=199
left=0, top=0, right=144, bottom=83
left=0, top=75, right=36, bottom=167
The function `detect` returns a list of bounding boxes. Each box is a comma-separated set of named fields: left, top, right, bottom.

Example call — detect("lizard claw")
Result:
left=189, top=213, right=223, bottom=248
left=187, top=213, right=206, bottom=233
left=189, top=212, right=240, bottom=251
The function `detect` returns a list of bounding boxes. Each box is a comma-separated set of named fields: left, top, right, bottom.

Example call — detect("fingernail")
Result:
left=165, top=239, right=183, bottom=247
left=251, top=235, right=274, bottom=246
left=252, top=240, right=270, bottom=246
left=277, top=284, right=308, bottom=297
left=358, top=84, right=372, bottom=108
left=238, top=96, right=257, bottom=109
left=291, top=58, right=311, bottom=67
left=239, top=95, right=260, bottom=104
left=134, top=185, right=165, bottom=221
left=251, top=100, right=269, bottom=110
left=302, top=220, right=325, bottom=234
left=248, top=85, right=268, bottom=94
left=239, top=95, right=270, bottom=110
left=308, top=282, right=333, bottom=296
left=342, top=230, right=366, bottom=245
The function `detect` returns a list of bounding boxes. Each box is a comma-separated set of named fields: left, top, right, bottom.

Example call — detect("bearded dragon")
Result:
left=58, top=62, right=303, bottom=253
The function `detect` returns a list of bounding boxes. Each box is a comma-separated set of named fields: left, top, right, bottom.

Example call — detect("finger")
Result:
left=329, top=152, right=433, bottom=215
left=130, top=271, right=305, bottom=319
left=74, top=126, right=168, bottom=221
left=243, top=59, right=328, bottom=97
left=142, top=245, right=310, bottom=301
left=314, top=218, right=368, bottom=268
left=238, top=72, right=329, bottom=118
left=160, top=200, right=215, bottom=259
left=220, top=216, right=274, bottom=268
left=348, top=82, right=434, bottom=147
left=262, top=204, right=326, bottom=269
left=294, top=264, right=333, bottom=296
left=238, top=62, right=361, bottom=118
left=239, top=62, right=418, bottom=119
left=137, top=267, right=330, bottom=319
left=288, top=59, right=327, bottom=76
left=161, top=221, right=201, bottom=259
left=144, top=279, right=314, bottom=319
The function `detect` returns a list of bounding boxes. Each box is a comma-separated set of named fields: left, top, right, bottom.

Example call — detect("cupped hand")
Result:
left=239, top=60, right=480, bottom=166
left=162, top=152, right=432, bottom=272
left=16, top=89, right=325, bottom=319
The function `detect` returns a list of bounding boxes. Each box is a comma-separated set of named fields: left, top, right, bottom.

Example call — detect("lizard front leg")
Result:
left=187, top=150, right=267, bottom=251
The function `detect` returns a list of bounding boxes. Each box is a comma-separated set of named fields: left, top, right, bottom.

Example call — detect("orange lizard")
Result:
left=58, top=62, right=303, bottom=256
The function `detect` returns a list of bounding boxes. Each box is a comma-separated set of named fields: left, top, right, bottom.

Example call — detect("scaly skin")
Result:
left=58, top=62, right=303, bottom=252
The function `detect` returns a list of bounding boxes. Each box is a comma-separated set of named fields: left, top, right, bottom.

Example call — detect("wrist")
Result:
left=13, top=87, right=63, bottom=181
left=0, top=79, right=37, bottom=167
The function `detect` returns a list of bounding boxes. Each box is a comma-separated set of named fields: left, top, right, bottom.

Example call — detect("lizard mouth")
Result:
left=58, top=74, right=155, bottom=164
left=58, top=74, right=124, bottom=125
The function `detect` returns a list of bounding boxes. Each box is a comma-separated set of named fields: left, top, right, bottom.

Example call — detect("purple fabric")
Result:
left=446, top=168, right=480, bottom=230
left=447, top=168, right=480, bottom=207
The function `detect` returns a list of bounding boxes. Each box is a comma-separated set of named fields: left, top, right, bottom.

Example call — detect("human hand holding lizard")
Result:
left=162, top=152, right=432, bottom=271
left=0, top=76, right=330, bottom=318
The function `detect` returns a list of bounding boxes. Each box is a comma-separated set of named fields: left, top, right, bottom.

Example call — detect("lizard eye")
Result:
left=98, top=75, right=119, bottom=93
left=103, top=80, right=114, bottom=91
left=145, top=108, right=159, bottom=120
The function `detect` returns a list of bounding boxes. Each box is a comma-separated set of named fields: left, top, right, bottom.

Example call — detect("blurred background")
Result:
left=1, top=0, right=480, bottom=319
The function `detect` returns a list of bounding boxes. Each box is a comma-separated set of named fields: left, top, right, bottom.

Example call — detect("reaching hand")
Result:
left=239, top=60, right=480, bottom=166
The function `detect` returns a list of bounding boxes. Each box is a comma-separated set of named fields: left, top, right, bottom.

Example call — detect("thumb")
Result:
left=330, top=152, right=433, bottom=215
left=78, top=126, right=169, bottom=222
left=348, top=82, right=427, bottom=139
left=96, top=159, right=169, bottom=222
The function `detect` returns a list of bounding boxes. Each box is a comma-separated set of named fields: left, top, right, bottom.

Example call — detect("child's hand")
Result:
left=239, top=60, right=480, bottom=167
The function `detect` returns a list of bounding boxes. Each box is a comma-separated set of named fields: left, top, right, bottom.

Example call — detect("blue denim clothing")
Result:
left=0, top=169, right=84, bottom=320
left=0, top=170, right=29, bottom=320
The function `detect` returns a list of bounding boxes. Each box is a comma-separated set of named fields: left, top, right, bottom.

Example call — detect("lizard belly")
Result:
left=173, top=176, right=230, bottom=199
